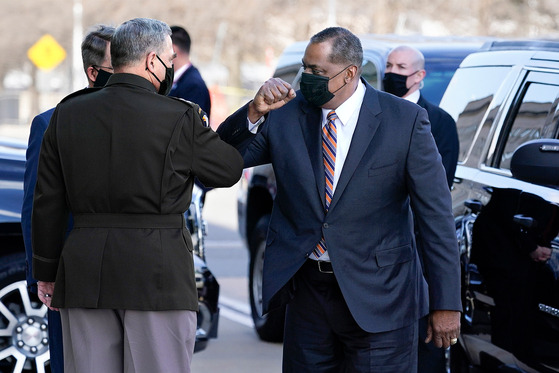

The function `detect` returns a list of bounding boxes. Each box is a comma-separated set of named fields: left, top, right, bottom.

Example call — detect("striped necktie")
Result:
left=313, top=110, right=337, bottom=259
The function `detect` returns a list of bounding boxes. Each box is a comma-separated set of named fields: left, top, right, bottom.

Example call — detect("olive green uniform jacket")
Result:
left=32, top=73, right=243, bottom=311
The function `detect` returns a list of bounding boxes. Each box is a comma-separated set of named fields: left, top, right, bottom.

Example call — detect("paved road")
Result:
left=191, top=184, right=283, bottom=373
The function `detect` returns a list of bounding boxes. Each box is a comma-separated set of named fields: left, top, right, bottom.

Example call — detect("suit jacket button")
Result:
left=323, top=223, right=329, bottom=228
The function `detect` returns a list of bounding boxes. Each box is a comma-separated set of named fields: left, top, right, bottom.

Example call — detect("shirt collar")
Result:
left=404, top=89, right=420, bottom=104
left=322, top=80, right=366, bottom=126
left=173, top=63, right=191, bottom=84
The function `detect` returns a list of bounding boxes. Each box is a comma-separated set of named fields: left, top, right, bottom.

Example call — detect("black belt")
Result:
left=305, top=259, right=334, bottom=274
left=73, top=213, right=185, bottom=229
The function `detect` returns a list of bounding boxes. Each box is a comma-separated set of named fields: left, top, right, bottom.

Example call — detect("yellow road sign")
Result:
left=27, top=34, right=67, bottom=70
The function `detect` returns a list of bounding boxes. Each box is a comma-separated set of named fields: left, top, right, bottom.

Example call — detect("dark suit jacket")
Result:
left=218, top=80, right=461, bottom=333
left=22, top=108, right=54, bottom=293
left=32, top=73, right=243, bottom=311
left=169, top=64, right=211, bottom=117
left=417, top=95, right=459, bottom=188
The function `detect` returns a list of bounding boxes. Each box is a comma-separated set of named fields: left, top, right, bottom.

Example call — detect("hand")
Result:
left=425, top=310, right=460, bottom=348
left=248, top=78, right=296, bottom=122
left=38, top=281, right=59, bottom=311
left=530, top=245, right=552, bottom=262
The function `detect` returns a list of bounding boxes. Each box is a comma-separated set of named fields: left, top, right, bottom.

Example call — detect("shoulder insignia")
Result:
left=168, top=96, right=195, bottom=108
left=198, top=107, right=210, bottom=127
left=168, top=97, right=209, bottom=127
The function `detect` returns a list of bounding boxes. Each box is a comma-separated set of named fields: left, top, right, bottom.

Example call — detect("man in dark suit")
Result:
left=21, top=24, right=115, bottom=373
left=31, top=18, right=242, bottom=373
left=169, top=25, right=211, bottom=117
left=170, top=26, right=213, bottom=199
left=383, top=45, right=459, bottom=188
left=384, top=45, right=460, bottom=373
left=217, top=27, right=461, bottom=372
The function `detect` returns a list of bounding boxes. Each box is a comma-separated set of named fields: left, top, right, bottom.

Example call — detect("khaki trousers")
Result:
left=60, top=308, right=196, bottom=373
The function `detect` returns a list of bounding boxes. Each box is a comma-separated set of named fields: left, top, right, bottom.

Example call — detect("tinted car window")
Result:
left=440, top=66, right=511, bottom=162
left=274, top=65, right=299, bottom=86
left=422, top=62, right=464, bottom=106
left=498, top=79, right=559, bottom=169
left=361, top=60, right=380, bottom=89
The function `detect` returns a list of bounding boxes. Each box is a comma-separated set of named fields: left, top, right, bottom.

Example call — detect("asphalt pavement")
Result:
left=191, top=184, right=283, bottom=372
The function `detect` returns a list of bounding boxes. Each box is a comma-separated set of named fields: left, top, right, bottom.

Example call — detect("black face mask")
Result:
left=300, top=65, right=351, bottom=107
left=148, top=55, right=174, bottom=96
left=382, top=71, right=418, bottom=98
left=92, top=67, right=112, bottom=87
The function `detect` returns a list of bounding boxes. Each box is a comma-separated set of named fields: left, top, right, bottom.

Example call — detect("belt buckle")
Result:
left=317, top=261, right=333, bottom=274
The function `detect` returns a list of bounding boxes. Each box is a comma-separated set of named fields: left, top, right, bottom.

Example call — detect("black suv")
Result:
left=237, top=35, right=484, bottom=342
left=0, top=138, right=219, bottom=372
left=439, top=41, right=559, bottom=372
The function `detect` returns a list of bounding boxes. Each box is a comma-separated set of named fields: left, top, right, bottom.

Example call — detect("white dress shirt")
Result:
left=404, top=89, right=420, bottom=104
left=323, top=81, right=366, bottom=193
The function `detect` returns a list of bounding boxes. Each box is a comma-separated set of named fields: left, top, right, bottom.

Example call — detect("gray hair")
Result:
left=310, top=27, right=363, bottom=70
left=111, top=18, right=171, bottom=69
left=81, top=24, right=115, bottom=71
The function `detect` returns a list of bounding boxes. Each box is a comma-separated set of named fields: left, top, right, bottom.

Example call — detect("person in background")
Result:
left=31, top=18, right=242, bottom=373
left=383, top=45, right=458, bottom=188
left=383, top=45, right=460, bottom=373
left=217, top=27, right=461, bottom=372
left=170, top=25, right=211, bottom=117
left=170, top=25, right=214, bottom=200
left=21, top=24, right=115, bottom=373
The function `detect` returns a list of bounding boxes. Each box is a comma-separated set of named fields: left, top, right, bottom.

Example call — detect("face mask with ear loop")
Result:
left=147, top=55, right=174, bottom=96
left=92, top=66, right=113, bottom=87
left=299, top=65, right=352, bottom=107
left=382, top=71, right=420, bottom=98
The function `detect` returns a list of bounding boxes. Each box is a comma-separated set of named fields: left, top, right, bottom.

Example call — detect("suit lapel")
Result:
left=299, top=102, right=326, bottom=209
left=329, top=84, right=382, bottom=212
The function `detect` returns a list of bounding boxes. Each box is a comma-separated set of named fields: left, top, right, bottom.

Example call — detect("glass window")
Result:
left=422, top=62, right=461, bottom=106
left=361, top=60, right=380, bottom=89
left=274, top=64, right=301, bottom=89
left=498, top=82, right=559, bottom=170
left=440, top=66, right=511, bottom=162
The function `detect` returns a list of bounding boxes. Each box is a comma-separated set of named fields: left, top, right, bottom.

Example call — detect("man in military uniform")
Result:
left=31, top=18, right=242, bottom=373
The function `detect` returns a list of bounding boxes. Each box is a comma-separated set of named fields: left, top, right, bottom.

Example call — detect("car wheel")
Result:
left=0, top=253, right=51, bottom=373
left=249, top=215, right=285, bottom=342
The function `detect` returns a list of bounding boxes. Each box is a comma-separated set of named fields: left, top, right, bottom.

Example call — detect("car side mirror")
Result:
left=510, top=139, right=559, bottom=187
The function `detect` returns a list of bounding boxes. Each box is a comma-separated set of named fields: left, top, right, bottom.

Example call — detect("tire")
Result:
left=0, top=253, right=51, bottom=373
left=248, top=215, right=285, bottom=342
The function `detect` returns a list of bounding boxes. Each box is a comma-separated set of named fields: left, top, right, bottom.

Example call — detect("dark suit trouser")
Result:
left=60, top=308, right=196, bottom=373
left=283, top=260, right=418, bottom=373
left=417, top=315, right=446, bottom=373
left=48, top=309, right=64, bottom=373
